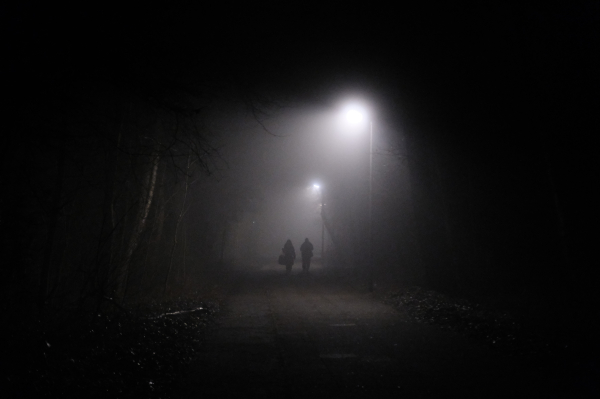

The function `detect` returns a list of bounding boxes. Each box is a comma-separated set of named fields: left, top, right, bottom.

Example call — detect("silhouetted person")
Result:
left=282, top=239, right=296, bottom=275
left=300, top=238, right=314, bottom=273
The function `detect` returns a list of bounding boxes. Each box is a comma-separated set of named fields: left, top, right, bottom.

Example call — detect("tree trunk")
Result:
left=220, top=227, right=227, bottom=264
left=546, top=154, right=569, bottom=269
left=117, top=153, right=160, bottom=303
left=321, top=207, right=349, bottom=267
left=164, top=153, right=191, bottom=297
left=182, top=217, right=188, bottom=280
left=38, top=136, right=66, bottom=315
left=94, top=129, right=122, bottom=308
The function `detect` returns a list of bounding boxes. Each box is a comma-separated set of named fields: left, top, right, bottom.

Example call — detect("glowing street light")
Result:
left=344, top=107, right=367, bottom=125
left=340, top=103, right=369, bottom=129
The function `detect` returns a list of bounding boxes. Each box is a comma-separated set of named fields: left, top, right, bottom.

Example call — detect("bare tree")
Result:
left=163, top=153, right=191, bottom=296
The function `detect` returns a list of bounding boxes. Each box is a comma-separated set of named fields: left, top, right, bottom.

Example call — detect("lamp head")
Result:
left=340, top=101, right=369, bottom=128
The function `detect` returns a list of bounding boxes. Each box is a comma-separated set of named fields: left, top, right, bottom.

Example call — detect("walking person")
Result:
left=282, top=239, right=296, bottom=275
left=300, top=238, right=314, bottom=274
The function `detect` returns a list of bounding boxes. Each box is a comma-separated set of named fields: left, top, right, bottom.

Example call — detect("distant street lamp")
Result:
left=341, top=102, right=374, bottom=292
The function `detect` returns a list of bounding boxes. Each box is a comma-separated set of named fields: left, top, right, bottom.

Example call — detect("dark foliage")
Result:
left=6, top=295, right=219, bottom=398
left=385, top=287, right=564, bottom=357
left=384, top=287, right=599, bottom=394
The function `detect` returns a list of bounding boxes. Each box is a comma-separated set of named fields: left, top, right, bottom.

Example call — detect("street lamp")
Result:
left=341, top=102, right=374, bottom=292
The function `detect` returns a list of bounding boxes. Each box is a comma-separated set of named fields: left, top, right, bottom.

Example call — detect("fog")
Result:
left=183, top=102, right=412, bottom=272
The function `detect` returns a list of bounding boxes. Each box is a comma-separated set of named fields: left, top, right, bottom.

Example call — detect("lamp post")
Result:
left=321, top=186, right=325, bottom=266
left=313, top=184, right=325, bottom=265
left=368, top=120, right=373, bottom=292
left=342, top=103, right=374, bottom=292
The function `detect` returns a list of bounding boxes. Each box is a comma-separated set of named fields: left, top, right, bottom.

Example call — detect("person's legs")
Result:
left=302, top=257, right=308, bottom=272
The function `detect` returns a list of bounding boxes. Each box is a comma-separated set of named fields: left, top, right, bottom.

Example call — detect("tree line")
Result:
left=2, top=79, right=230, bottom=326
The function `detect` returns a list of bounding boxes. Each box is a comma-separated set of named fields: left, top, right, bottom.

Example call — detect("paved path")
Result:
left=177, top=262, right=546, bottom=398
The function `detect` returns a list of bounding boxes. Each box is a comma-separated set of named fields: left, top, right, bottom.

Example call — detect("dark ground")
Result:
left=174, top=261, right=596, bottom=398
left=6, top=260, right=597, bottom=398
